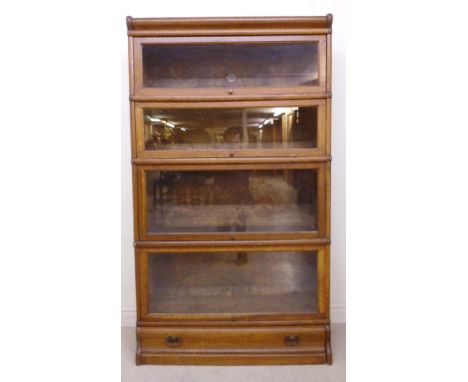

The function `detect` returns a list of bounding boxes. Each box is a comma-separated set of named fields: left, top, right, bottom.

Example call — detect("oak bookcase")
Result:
left=126, top=15, right=333, bottom=365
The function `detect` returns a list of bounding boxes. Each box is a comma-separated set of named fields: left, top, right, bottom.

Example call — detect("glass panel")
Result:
left=148, top=251, right=317, bottom=314
left=142, top=43, right=318, bottom=88
left=146, top=169, right=317, bottom=234
left=143, top=106, right=317, bottom=151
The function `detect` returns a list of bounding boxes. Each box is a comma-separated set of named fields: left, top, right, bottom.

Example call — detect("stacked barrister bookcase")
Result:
left=127, top=15, right=333, bottom=365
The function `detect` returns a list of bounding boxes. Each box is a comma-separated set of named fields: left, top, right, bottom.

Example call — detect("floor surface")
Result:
left=121, top=324, right=345, bottom=382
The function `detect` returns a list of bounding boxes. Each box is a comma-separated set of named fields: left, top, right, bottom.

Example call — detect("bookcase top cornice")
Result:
left=126, top=15, right=333, bottom=36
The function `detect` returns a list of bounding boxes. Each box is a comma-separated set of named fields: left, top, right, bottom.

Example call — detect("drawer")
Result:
left=139, top=326, right=326, bottom=352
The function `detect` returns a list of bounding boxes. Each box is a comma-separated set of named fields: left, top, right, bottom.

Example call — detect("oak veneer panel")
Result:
left=137, top=326, right=327, bottom=365
left=140, top=326, right=325, bottom=350
left=139, top=352, right=327, bottom=365
left=126, top=15, right=333, bottom=35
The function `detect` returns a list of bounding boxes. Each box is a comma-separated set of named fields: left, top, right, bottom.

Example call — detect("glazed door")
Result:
left=138, top=164, right=326, bottom=241
left=134, top=100, right=327, bottom=159
left=138, top=246, right=329, bottom=321
left=132, top=35, right=327, bottom=99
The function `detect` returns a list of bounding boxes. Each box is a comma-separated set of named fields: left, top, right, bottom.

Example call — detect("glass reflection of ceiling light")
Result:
left=273, top=108, right=287, bottom=117
left=166, top=122, right=175, bottom=128
left=258, top=118, right=274, bottom=128
left=226, top=73, right=236, bottom=83
left=148, top=116, right=162, bottom=123
left=180, top=127, right=187, bottom=131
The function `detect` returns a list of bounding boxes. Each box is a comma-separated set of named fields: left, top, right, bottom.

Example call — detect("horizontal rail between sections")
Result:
left=130, top=93, right=332, bottom=102
left=135, top=238, right=331, bottom=248
left=131, top=156, right=332, bottom=165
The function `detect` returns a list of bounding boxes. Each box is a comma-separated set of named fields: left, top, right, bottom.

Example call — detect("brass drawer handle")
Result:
left=284, top=335, right=300, bottom=346
left=166, top=335, right=182, bottom=347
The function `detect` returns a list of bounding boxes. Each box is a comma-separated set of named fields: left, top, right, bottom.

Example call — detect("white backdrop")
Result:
left=121, top=0, right=346, bottom=325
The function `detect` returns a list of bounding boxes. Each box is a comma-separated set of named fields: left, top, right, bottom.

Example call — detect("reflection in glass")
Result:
left=146, top=169, right=317, bottom=234
left=148, top=251, right=317, bottom=314
left=143, top=107, right=317, bottom=151
left=142, top=43, right=318, bottom=88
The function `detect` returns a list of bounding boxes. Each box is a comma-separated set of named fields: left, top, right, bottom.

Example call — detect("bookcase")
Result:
left=126, top=15, right=333, bottom=365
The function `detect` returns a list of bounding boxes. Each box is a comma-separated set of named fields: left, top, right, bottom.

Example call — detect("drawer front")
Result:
left=140, top=326, right=326, bottom=352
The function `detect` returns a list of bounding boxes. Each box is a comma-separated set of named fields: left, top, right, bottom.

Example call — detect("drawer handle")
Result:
left=284, top=335, right=300, bottom=346
left=166, top=335, right=182, bottom=347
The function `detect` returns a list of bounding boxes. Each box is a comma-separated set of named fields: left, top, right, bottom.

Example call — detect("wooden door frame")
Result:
left=134, top=99, right=328, bottom=159
left=137, top=244, right=330, bottom=325
left=132, top=35, right=327, bottom=100
left=136, top=162, right=328, bottom=241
